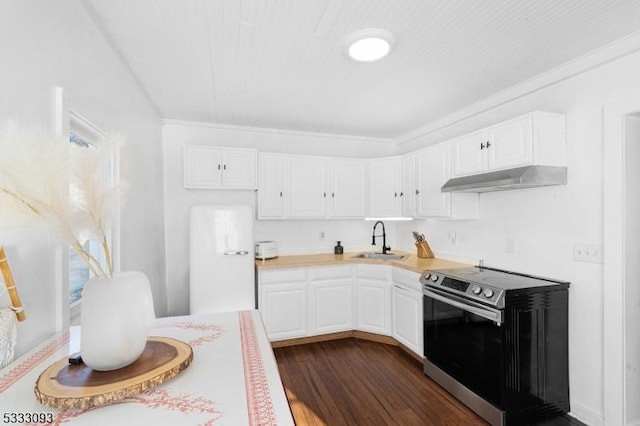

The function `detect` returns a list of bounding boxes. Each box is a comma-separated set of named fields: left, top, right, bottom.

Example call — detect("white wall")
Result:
left=162, top=122, right=395, bottom=316
left=394, top=49, right=640, bottom=425
left=0, top=1, right=166, bottom=357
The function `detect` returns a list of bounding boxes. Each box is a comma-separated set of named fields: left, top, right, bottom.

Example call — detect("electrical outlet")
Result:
left=505, top=236, right=516, bottom=254
left=448, top=231, right=457, bottom=246
left=573, top=243, right=603, bottom=263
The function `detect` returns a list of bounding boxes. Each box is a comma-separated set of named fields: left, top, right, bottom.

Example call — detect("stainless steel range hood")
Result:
left=441, top=165, right=567, bottom=193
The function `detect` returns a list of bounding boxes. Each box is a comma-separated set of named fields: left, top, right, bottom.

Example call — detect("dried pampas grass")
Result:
left=0, top=120, right=126, bottom=278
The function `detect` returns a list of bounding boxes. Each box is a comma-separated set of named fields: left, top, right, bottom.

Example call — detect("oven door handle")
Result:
left=423, top=288, right=503, bottom=325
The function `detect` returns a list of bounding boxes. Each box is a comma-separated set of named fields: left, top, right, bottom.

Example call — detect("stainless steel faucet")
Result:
left=371, top=221, right=391, bottom=254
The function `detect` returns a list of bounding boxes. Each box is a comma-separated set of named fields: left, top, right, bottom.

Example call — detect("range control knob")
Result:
left=483, top=288, right=494, bottom=298
left=471, top=285, right=482, bottom=295
left=430, top=274, right=439, bottom=282
left=423, top=273, right=431, bottom=280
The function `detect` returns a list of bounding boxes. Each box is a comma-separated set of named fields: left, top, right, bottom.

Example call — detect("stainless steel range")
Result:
left=421, top=265, right=570, bottom=425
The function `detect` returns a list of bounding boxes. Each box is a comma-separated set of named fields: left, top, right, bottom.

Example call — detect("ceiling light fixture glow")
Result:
left=345, top=29, right=394, bottom=62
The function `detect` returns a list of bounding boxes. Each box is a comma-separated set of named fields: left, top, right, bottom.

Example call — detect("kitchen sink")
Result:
left=351, top=252, right=407, bottom=260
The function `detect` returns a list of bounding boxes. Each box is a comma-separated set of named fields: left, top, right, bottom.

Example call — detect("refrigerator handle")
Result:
left=224, top=250, right=249, bottom=256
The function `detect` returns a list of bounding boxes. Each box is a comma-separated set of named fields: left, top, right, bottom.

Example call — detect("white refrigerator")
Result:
left=189, top=205, right=255, bottom=314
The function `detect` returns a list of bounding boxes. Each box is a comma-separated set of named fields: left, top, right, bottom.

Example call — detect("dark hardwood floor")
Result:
left=273, top=338, right=584, bottom=426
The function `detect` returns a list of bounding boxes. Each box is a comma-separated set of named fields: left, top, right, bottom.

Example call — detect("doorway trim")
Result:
left=603, top=92, right=640, bottom=426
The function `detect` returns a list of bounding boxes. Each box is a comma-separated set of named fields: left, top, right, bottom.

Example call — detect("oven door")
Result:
left=423, top=287, right=504, bottom=407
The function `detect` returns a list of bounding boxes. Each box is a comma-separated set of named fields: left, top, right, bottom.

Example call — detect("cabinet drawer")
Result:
left=356, top=264, right=391, bottom=281
left=309, top=265, right=353, bottom=281
left=259, top=268, right=306, bottom=284
left=391, top=268, right=421, bottom=292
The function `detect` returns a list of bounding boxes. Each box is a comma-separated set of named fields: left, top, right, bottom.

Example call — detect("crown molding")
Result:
left=162, top=118, right=394, bottom=144
left=396, top=30, right=640, bottom=145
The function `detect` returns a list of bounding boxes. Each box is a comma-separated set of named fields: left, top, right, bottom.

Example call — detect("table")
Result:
left=0, top=310, right=294, bottom=425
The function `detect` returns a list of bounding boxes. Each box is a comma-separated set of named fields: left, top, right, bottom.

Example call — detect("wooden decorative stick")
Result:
left=0, top=246, right=26, bottom=321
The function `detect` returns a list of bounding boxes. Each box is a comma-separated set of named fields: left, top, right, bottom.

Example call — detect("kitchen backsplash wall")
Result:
left=255, top=219, right=390, bottom=256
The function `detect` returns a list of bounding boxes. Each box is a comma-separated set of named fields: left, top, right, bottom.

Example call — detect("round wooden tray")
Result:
left=35, top=337, right=193, bottom=409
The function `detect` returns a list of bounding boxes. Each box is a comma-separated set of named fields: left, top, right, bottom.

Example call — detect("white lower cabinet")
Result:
left=392, top=285, right=423, bottom=357
left=391, top=268, right=423, bottom=357
left=308, top=265, right=354, bottom=335
left=355, top=264, right=391, bottom=336
left=258, top=264, right=423, bottom=355
left=258, top=268, right=308, bottom=341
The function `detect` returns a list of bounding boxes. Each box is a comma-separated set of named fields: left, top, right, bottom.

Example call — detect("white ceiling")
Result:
left=84, top=0, right=640, bottom=140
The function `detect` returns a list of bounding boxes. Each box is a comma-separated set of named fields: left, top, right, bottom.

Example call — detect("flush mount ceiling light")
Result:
left=345, top=29, right=394, bottom=62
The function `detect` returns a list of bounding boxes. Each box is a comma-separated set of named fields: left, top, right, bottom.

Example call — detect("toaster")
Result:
left=255, top=241, right=278, bottom=260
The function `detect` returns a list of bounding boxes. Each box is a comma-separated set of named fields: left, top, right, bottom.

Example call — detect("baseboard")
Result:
left=569, top=400, right=604, bottom=426
left=270, top=331, right=422, bottom=363
left=270, top=331, right=354, bottom=348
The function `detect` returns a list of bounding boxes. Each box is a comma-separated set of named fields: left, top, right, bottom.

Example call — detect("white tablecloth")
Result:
left=0, top=310, right=294, bottom=425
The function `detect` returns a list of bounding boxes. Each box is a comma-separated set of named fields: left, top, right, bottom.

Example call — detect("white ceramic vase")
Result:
left=80, top=271, right=156, bottom=371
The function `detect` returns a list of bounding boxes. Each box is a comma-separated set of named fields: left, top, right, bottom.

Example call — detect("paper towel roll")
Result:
left=0, top=307, right=17, bottom=369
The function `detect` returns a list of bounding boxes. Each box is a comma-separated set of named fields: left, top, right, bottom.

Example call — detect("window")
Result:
left=68, top=113, right=118, bottom=325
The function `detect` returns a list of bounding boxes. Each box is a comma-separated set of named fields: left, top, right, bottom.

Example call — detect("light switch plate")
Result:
left=573, top=243, right=603, bottom=263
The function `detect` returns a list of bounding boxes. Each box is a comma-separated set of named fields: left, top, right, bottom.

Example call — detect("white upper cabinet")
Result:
left=487, top=115, right=534, bottom=170
left=368, top=157, right=402, bottom=218
left=416, top=143, right=478, bottom=219
left=258, top=153, right=366, bottom=219
left=183, top=145, right=257, bottom=189
left=401, top=153, right=417, bottom=218
left=287, top=155, right=327, bottom=218
left=327, top=158, right=367, bottom=218
left=258, top=153, right=286, bottom=218
left=452, top=130, right=488, bottom=176
left=452, top=111, right=565, bottom=177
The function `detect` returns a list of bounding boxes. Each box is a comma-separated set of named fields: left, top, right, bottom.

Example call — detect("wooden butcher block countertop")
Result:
left=254, top=251, right=471, bottom=274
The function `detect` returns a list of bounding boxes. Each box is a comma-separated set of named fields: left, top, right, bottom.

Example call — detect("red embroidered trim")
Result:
left=0, top=332, right=69, bottom=393
left=154, top=322, right=224, bottom=346
left=239, top=311, right=277, bottom=426
left=52, top=389, right=222, bottom=425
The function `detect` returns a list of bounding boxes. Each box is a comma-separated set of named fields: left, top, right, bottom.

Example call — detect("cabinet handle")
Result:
left=486, top=141, right=491, bottom=148
left=416, top=189, right=420, bottom=195
left=218, top=164, right=221, bottom=170
left=279, top=191, right=283, bottom=197
left=223, top=164, right=227, bottom=170
left=394, top=192, right=398, bottom=197
left=323, top=192, right=327, bottom=198
left=332, top=192, right=335, bottom=198
left=400, top=192, right=404, bottom=197
left=480, top=142, right=485, bottom=150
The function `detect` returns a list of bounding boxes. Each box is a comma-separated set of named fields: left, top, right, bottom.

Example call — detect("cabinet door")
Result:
left=258, top=153, right=286, bottom=218
left=183, top=146, right=222, bottom=188
left=309, top=279, right=354, bottom=334
left=356, top=279, right=391, bottom=335
left=392, top=284, right=423, bottom=357
left=401, top=153, right=416, bottom=218
left=452, top=131, right=488, bottom=177
left=259, top=282, right=307, bottom=341
left=328, top=158, right=366, bottom=218
left=487, top=115, right=533, bottom=170
left=368, top=157, right=401, bottom=217
left=222, top=148, right=257, bottom=189
left=287, top=156, right=327, bottom=218
left=416, top=143, right=451, bottom=217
